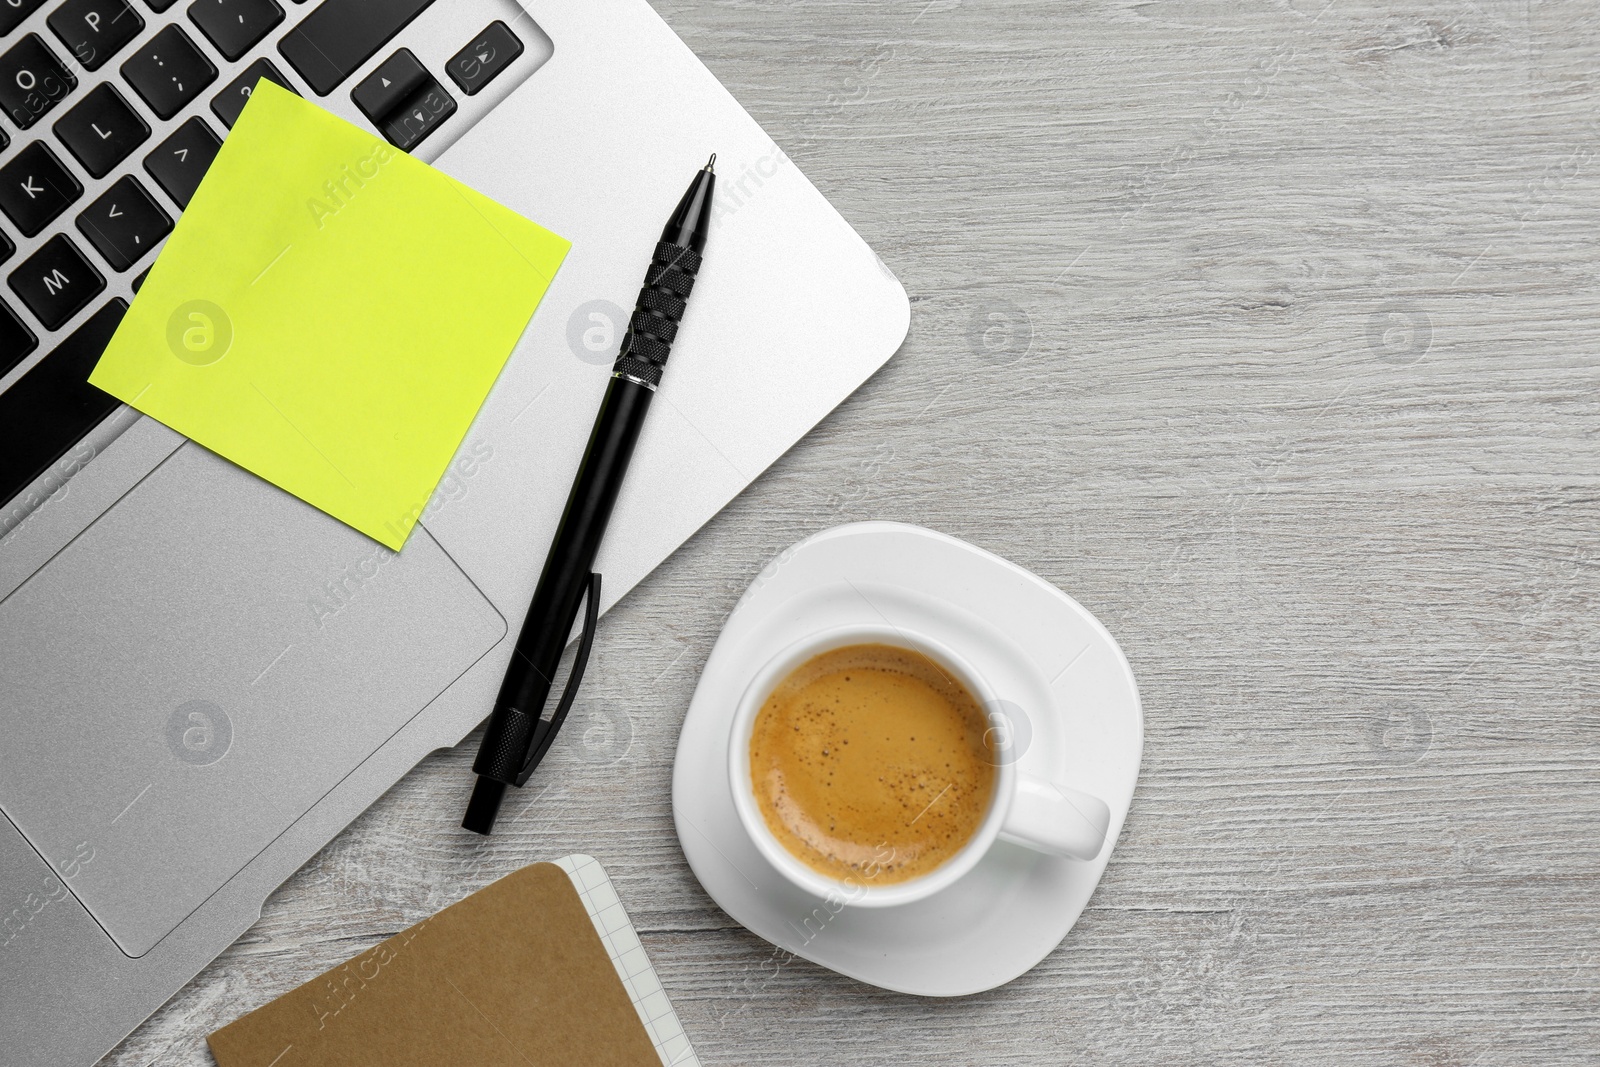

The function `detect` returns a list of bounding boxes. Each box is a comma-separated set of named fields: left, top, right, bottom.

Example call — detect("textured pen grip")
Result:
left=475, top=705, right=538, bottom=781
left=612, top=242, right=704, bottom=386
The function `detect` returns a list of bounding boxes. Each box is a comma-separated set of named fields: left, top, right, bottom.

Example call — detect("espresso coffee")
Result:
left=748, top=643, right=996, bottom=885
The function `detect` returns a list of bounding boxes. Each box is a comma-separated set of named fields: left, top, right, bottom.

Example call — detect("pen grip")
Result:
left=611, top=241, right=703, bottom=388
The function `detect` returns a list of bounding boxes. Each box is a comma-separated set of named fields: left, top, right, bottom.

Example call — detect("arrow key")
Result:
left=350, top=48, right=428, bottom=126
left=447, top=21, right=521, bottom=96
left=380, top=79, right=454, bottom=152
left=77, top=175, right=172, bottom=272
left=143, top=116, right=222, bottom=209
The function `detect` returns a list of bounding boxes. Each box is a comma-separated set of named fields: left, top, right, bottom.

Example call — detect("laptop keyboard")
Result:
left=280, top=0, right=435, bottom=94
left=0, top=299, right=122, bottom=506
left=0, top=0, right=548, bottom=515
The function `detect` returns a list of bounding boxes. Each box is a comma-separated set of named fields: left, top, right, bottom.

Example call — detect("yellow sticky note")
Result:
left=90, top=82, right=569, bottom=550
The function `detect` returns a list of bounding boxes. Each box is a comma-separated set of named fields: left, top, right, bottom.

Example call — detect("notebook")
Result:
left=208, top=856, right=699, bottom=1067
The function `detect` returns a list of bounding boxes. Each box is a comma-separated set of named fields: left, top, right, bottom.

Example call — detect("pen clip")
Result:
left=515, top=571, right=602, bottom=787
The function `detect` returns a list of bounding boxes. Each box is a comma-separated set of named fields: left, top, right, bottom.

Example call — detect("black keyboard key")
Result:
left=350, top=48, right=426, bottom=124
left=447, top=21, right=521, bottom=96
left=0, top=142, right=82, bottom=237
left=344, top=47, right=455, bottom=153
left=143, top=115, right=219, bottom=208
left=8, top=233, right=103, bottom=329
left=76, top=174, right=169, bottom=271
left=0, top=35, right=76, bottom=131
left=48, top=0, right=144, bottom=72
left=0, top=299, right=37, bottom=376
left=130, top=264, right=148, bottom=291
left=0, top=0, right=47, bottom=37
left=279, top=0, right=434, bottom=95
left=188, top=0, right=282, bottom=62
left=211, top=55, right=293, bottom=127
left=121, top=24, right=215, bottom=119
left=0, top=227, right=11, bottom=264
left=380, top=78, right=452, bottom=152
left=0, top=300, right=125, bottom=508
left=143, top=0, right=177, bottom=10
left=53, top=83, right=149, bottom=178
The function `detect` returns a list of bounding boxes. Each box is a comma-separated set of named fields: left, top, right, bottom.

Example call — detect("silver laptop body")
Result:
left=0, top=1, right=909, bottom=1062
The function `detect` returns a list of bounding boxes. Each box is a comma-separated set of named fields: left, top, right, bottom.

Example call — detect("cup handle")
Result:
left=998, top=773, right=1112, bottom=861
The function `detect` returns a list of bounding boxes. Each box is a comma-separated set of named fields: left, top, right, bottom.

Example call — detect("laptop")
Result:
left=0, top=0, right=910, bottom=1062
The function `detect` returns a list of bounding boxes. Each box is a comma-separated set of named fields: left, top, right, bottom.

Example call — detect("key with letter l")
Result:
left=54, top=84, right=150, bottom=178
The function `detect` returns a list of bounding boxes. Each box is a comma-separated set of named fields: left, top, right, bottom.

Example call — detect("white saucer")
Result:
left=671, top=522, right=1143, bottom=996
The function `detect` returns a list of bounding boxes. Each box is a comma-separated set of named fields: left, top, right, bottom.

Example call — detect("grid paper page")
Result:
left=555, top=855, right=701, bottom=1067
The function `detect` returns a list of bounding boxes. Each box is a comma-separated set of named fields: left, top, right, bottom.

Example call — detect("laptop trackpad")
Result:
left=0, top=444, right=504, bottom=958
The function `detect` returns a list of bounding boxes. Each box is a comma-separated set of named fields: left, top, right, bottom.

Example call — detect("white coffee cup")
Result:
left=727, top=623, right=1112, bottom=907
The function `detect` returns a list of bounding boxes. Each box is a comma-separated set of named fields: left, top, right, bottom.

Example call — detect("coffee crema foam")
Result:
left=748, top=643, right=996, bottom=885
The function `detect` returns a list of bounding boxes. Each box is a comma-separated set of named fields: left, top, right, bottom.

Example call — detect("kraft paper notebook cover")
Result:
left=208, top=857, right=699, bottom=1067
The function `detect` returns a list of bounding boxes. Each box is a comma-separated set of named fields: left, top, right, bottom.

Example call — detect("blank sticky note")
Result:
left=89, top=82, right=569, bottom=550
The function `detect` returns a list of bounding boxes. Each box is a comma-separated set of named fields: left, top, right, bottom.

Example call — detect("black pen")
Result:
left=462, top=157, right=717, bottom=835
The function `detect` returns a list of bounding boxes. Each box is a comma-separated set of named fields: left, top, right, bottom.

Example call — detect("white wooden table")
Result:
left=110, top=1, right=1600, bottom=1063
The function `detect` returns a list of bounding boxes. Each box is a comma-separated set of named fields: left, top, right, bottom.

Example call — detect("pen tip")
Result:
left=705, top=153, right=716, bottom=172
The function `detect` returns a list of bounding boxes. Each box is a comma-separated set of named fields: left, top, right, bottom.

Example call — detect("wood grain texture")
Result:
left=106, top=1, right=1600, bottom=1064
